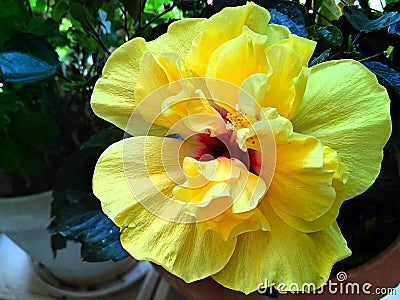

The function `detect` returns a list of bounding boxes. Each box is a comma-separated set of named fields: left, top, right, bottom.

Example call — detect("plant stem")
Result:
left=25, top=0, right=33, bottom=17
left=358, top=52, right=384, bottom=62
left=130, top=0, right=179, bottom=40
left=84, top=16, right=111, bottom=56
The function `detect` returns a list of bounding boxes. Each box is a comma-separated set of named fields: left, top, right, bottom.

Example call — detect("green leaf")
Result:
left=121, top=0, right=144, bottom=19
left=315, top=0, right=341, bottom=25
left=0, top=0, right=30, bottom=45
left=309, top=49, right=331, bottom=67
left=344, top=6, right=400, bottom=32
left=308, top=25, right=343, bottom=47
left=0, top=91, right=22, bottom=127
left=388, top=22, right=400, bottom=35
left=0, top=109, right=10, bottom=127
left=0, top=33, right=59, bottom=83
left=0, top=91, right=22, bottom=114
left=362, top=61, right=400, bottom=97
left=48, top=147, right=128, bottom=262
left=269, top=1, right=308, bottom=37
left=52, top=0, right=69, bottom=22
left=27, top=18, right=59, bottom=39
left=81, top=126, right=123, bottom=149
left=0, top=137, right=40, bottom=178
left=11, top=111, right=59, bottom=153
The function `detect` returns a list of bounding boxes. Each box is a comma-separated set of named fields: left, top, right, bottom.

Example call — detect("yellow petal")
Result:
left=268, top=133, right=338, bottom=222
left=173, top=157, right=267, bottom=217
left=91, top=18, right=206, bottom=132
left=91, top=38, right=148, bottom=132
left=292, top=60, right=392, bottom=199
left=120, top=211, right=236, bottom=283
left=269, top=144, right=348, bottom=232
left=206, top=26, right=268, bottom=87
left=263, top=44, right=307, bottom=119
left=93, top=136, right=237, bottom=282
left=278, top=34, right=316, bottom=66
left=198, top=207, right=270, bottom=242
left=185, top=2, right=271, bottom=76
left=161, top=85, right=227, bottom=136
left=212, top=202, right=351, bottom=294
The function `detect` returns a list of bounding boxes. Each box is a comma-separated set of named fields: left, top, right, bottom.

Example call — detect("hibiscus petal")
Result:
left=291, top=60, right=392, bottom=199
left=278, top=33, right=316, bottom=66
left=212, top=202, right=351, bottom=294
left=197, top=206, right=270, bottom=242
left=185, top=2, right=271, bottom=76
left=268, top=133, right=338, bottom=223
left=206, top=26, right=268, bottom=87
left=91, top=19, right=206, bottom=131
left=270, top=145, right=348, bottom=232
left=93, top=136, right=237, bottom=282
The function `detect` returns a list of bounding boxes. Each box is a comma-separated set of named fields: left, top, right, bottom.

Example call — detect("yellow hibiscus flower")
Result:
left=91, top=2, right=391, bottom=294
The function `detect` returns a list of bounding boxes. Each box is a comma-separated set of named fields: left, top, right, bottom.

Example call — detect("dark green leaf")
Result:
left=11, top=111, right=59, bottom=152
left=0, top=52, right=58, bottom=83
left=388, top=22, right=400, bottom=35
left=51, top=233, right=68, bottom=255
left=308, top=25, right=343, bottom=47
left=0, top=0, right=30, bottom=44
left=344, top=6, right=400, bottom=32
left=81, top=127, right=123, bottom=149
left=270, top=9, right=307, bottom=37
left=268, top=1, right=309, bottom=36
left=0, top=138, right=40, bottom=178
left=27, top=18, right=59, bottom=39
left=121, top=0, right=143, bottom=19
left=309, top=49, right=331, bottom=67
left=362, top=61, right=400, bottom=97
left=0, top=109, right=10, bottom=127
left=49, top=148, right=128, bottom=262
left=52, top=0, right=69, bottom=22
left=51, top=210, right=129, bottom=262
left=0, top=33, right=59, bottom=83
left=0, top=91, right=22, bottom=114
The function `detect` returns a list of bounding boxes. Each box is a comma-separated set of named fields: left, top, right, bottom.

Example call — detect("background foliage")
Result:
left=0, top=0, right=399, bottom=263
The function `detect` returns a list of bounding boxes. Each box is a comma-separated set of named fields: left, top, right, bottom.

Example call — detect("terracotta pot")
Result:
left=275, top=234, right=400, bottom=300
left=0, top=190, right=150, bottom=297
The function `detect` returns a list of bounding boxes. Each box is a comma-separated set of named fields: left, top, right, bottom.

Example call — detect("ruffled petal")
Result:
left=173, top=157, right=267, bottom=216
left=185, top=2, right=271, bottom=76
left=269, top=145, right=348, bottom=232
left=91, top=18, right=206, bottom=131
left=206, top=26, right=268, bottom=87
left=263, top=44, right=307, bottom=119
left=93, top=136, right=236, bottom=282
left=212, top=202, right=351, bottom=294
left=268, top=133, right=338, bottom=223
left=197, top=207, right=270, bottom=242
left=292, top=60, right=391, bottom=199
left=278, top=34, right=316, bottom=66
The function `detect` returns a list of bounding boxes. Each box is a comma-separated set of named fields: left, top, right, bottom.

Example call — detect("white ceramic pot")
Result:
left=0, top=191, right=150, bottom=297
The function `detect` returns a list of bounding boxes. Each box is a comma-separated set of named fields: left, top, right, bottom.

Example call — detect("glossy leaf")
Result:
left=362, top=61, right=400, bottom=97
left=0, top=33, right=59, bottom=83
left=388, top=22, right=400, bottom=35
left=0, top=52, right=58, bottom=83
left=309, top=49, right=331, bottom=67
left=270, top=1, right=308, bottom=37
left=344, top=6, right=400, bottom=32
left=49, top=147, right=128, bottom=262
left=308, top=25, right=343, bottom=47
